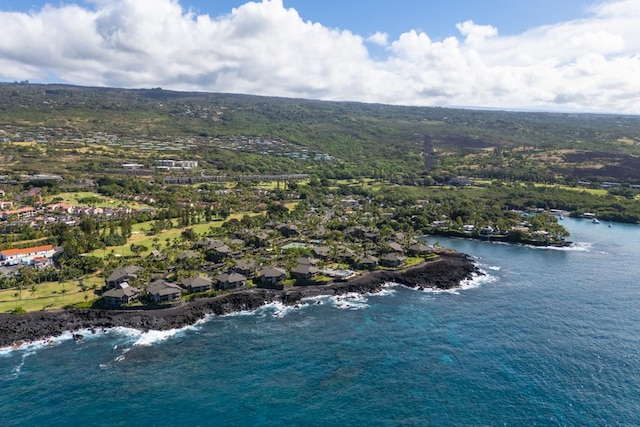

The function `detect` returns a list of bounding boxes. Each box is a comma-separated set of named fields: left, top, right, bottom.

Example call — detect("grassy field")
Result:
left=532, top=183, right=609, bottom=196
left=51, top=192, right=152, bottom=210
left=0, top=275, right=103, bottom=313
left=91, top=211, right=264, bottom=258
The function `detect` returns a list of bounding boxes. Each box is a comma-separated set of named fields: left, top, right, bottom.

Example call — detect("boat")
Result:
left=608, top=222, right=613, bottom=228
left=592, top=218, right=600, bottom=224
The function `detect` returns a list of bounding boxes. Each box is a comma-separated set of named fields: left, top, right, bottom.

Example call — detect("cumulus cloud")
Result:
left=455, top=20, right=498, bottom=45
left=0, top=0, right=638, bottom=114
left=366, top=32, right=389, bottom=47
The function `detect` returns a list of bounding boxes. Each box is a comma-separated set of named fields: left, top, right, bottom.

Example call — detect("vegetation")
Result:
left=1, top=82, right=639, bottom=313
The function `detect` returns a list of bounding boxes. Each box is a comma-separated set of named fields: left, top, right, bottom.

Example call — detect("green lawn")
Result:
left=532, top=183, right=609, bottom=196
left=0, top=275, right=103, bottom=313
left=91, top=211, right=265, bottom=258
left=51, top=192, right=153, bottom=210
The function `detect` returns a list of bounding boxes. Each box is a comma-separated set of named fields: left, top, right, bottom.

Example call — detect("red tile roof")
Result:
left=0, top=244, right=54, bottom=257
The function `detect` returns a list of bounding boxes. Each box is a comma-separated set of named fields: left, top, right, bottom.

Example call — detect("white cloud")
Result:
left=367, top=32, right=389, bottom=47
left=0, top=0, right=638, bottom=114
left=455, top=20, right=498, bottom=45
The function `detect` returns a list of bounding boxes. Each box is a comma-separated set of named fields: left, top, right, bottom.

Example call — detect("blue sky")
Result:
left=3, top=0, right=596, bottom=39
left=0, top=0, right=638, bottom=114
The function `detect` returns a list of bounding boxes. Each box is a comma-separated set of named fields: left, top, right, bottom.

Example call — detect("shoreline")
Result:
left=422, top=231, right=572, bottom=247
left=0, top=251, right=479, bottom=349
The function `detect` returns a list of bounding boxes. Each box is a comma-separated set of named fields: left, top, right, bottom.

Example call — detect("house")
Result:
left=355, top=255, right=378, bottom=271
left=312, top=246, right=331, bottom=260
left=246, top=232, right=269, bottom=248
left=291, top=263, right=319, bottom=280
left=347, top=226, right=368, bottom=239
left=46, top=203, right=74, bottom=214
left=276, top=224, right=299, bottom=237
left=216, top=272, right=248, bottom=290
left=105, top=265, right=143, bottom=288
left=380, top=253, right=407, bottom=268
left=149, top=250, right=167, bottom=261
left=234, top=259, right=257, bottom=277
left=258, top=267, right=287, bottom=286
left=407, top=243, right=432, bottom=256
left=385, top=241, right=404, bottom=253
left=206, top=244, right=231, bottom=262
left=148, top=280, right=183, bottom=303
left=337, top=247, right=356, bottom=263
left=196, top=238, right=225, bottom=250
left=463, top=225, right=475, bottom=233
left=32, top=256, right=53, bottom=269
left=176, top=250, right=201, bottom=263
left=181, top=276, right=213, bottom=293
left=0, top=244, right=56, bottom=266
left=363, top=232, right=380, bottom=242
left=342, top=198, right=360, bottom=208
left=102, top=283, right=141, bottom=307
left=296, top=256, right=317, bottom=266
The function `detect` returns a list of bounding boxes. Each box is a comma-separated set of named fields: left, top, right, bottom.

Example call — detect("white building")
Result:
left=0, top=244, right=56, bottom=266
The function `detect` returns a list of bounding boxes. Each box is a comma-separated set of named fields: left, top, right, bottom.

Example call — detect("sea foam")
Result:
left=0, top=329, right=99, bottom=356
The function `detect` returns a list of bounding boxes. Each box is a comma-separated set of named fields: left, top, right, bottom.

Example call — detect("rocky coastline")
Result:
left=0, top=251, right=479, bottom=348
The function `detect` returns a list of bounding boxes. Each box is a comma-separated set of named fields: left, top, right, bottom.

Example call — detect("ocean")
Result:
left=2, top=218, right=640, bottom=426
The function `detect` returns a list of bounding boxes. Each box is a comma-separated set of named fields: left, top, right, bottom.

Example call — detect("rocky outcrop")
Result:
left=0, top=251, right=479, bottom=348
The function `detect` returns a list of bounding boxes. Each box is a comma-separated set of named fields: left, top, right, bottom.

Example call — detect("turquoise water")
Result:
left=2, top=218, right=640, bottom=426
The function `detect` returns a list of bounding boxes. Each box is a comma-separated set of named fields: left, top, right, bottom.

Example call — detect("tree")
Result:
left=17, top=265, right=36, bottom=301
left=181, top=228, right=198, bottom=242
left=130, top=243, right=149, bottom=257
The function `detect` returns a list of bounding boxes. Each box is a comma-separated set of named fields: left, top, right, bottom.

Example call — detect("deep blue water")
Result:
left=2, top=218, right=640, bottom=426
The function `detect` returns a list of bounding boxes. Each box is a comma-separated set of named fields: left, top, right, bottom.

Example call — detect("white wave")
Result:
left=485, top=265, right=502, bottom=271
left=301, top=295, right=331, bottom=305
left=330, top=293, right=370, bottom=310
left=252, top=301, right=309, bottom=319
left=0, top=331, right=77, bottom=356
left=522, top=241, right=592, bottom=252
left=222, top=309, right=259, bottom=317
left=365, top=283, right=398, bottom=297
left=335, top=301, right=369, bottom=310
left=133, top=329, right=185, bottom=347
left=105, top=322, right=202, bottom=348
left=388, top=267, right=498, bottom=295
left=460, top=271, right=498, bottom=289
left=566, top=242, right=592, bottom=252
left=368, top=288, right=397, bottom=297
left=7, top=350, right=35, bottom=379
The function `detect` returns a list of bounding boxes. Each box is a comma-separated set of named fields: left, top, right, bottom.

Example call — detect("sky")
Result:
left=0, top=0, right=639, bottom=114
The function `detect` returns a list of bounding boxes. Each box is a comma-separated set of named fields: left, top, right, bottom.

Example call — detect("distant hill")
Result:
left=1, top=82, right=640, bottom=183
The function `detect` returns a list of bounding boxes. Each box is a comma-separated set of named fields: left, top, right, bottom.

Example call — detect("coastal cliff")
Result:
left=0, top=252, right=479, bottom=348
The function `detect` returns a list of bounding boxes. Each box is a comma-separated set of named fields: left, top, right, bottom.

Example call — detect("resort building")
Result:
left=0, top=244, right=56, bottom=266
left=102, top=283, right=141, bottom=307
left=155, top=159, right=198, bottom=170
left=0, top=206, right=35, bottom=221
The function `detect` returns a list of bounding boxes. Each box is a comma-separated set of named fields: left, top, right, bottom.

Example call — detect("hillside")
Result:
left=2, top=82, right=640, bottom=183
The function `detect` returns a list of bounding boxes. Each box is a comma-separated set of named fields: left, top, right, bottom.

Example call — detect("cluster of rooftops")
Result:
left=100, top=236, right=435, bottom=308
